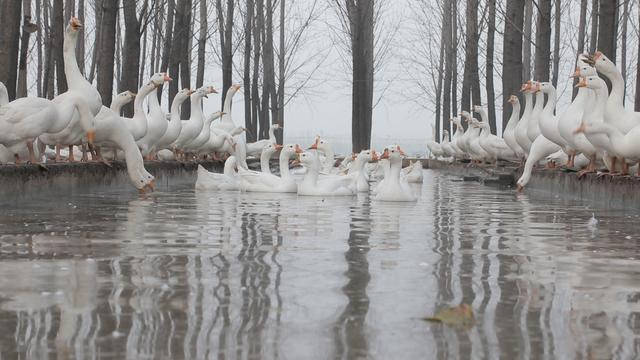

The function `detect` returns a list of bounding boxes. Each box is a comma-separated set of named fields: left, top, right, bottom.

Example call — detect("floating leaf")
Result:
left=422, top=304, right=475, bottom=328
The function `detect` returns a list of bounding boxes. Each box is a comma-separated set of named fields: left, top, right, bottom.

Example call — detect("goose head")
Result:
left=508, top=95, right=519, bottom=105
left=575, top=75, right=607, bottom=91
left=537, top=82, right=554, bottom=94
left=282, top=143, right=304, bottom=159
left=357, top=149, right=379, bottom=162
left=229, top=125, right=245, bottom=136
left=261, top=143, right=280, bottom=158
left=587, top=51, right=617, bottom=75
left=149, top=72, right=172, bottom=87
left=570, top=64, right=597, bottom=78
left=520, top=82, right=531, bottom=92
left=67, top=17, right=83, bottom=34
left=459, top=110, right=471, bottom=122
left=112, top=90, right=136, bottom=108
left=272, top=123, right=283, bottom=130
left=472, top=105, right=483, bottom=114
left=193, top=86, right=213, bottom=99
left=174, top=88, right=193, bottom=104
left=380, top=145, right=406, bottom=161
left=308, top=136, right=330, bottom=153
left=297, top=151, right=321, bottom=171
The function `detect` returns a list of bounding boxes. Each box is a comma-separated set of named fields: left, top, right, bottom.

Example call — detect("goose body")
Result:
left=195, top=157, right=240, bottom=191
left=515, top=85, right=534, bottom=154
left=238, top=144, right=302, bottom=193
left=374, top=145, right=416, bottom=202
left=297, top=151, right=353, bottom=196
left=246, top=124, right=282, bottom=156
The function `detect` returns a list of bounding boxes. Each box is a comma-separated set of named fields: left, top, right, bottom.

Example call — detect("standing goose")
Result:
left=515, top=81, right=534, bottom=154
left=246, top=123, right=282, bottom=156
left=155, top=88, right=193, bottom=154
left=426, top=124, right=444, bottom=158
left=238, top=144, right=304, bottom=193
left=526, top=81, right=544, bottom=143
left=0, top=82, right=8, bottom=106
left=374, top=145, right=416, bottom=202
left=136, top=74, right=173, bottom=159
left=503, top=95, right=525, bottom=159
left=172, top=86, right=217, bottom=158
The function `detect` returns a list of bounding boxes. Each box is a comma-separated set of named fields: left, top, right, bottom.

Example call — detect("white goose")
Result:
left=38, top=18, right=101, bottom=160
left=136, top=74, right=174, bottom=158
left=474, top=105, right=517, bottom=162
left=172, top=86, right=216, bottom=156
left=238, top=144, right=303, bottom=193
left=426, top=124, right=444, bottom=158
left=213, top=84, right=242, bottom=133
left=309, top=136, right=338, bottom=173
left=503, top=95, right=525, bottom=159
left=183, top=109, right=221, bottom=155
left=297, top=150, right=354, bottom=196
left=0, top=82, right=8, bottom=106
left=517, top=82, right=560, bottom=191
left=246, top=123, right=282, bottom=157
left=526, top=82, right=544, bottom=143
left=515, top=82, right=534, bottom=154
left=199, top=125, right=244, bottom=157
left=404, top=160, right=424, bottom=183
left=374, top=145, right=416, bottom=202
left=557, top=62, right=598, bottom=170
left=440, top=130, right=456, bottom=158
left=195, top=156, right=240, bottom=191
left=450, top=117, right=466, bottom=159
left=92, top=98, right=155, bottom=192
left=347, top=149, right=379, bottom=192
left=123, top=74, right=167, bottom=142
left=155, top=88, right=193, bottom=153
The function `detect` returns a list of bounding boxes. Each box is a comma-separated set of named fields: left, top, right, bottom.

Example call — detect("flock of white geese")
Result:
left=427, top=52, right=640, bottom=191
left=0, top=18, right=424, bottom=202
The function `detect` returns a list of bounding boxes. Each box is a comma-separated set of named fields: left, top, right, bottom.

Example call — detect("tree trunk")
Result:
left=196, top=0, right=207, bottom=88
left=0, top=0, right=23, bottom=101
left=589, top=0, right=598, bottom=53
left=501, top=0, right=525, bottom=131
left=170, top=0, right=186, bottom=116
left=486, top=0, right=496, bottom=134
left=551, top=0, right=561, bottom=87
left=276, top=0, right=285, bottom=144
left=88, top=0, right=102, bottom=83
left=158, top=0, right=174, bottom=107
left=37, top=0, right=43, bottom=97
left=139, top=24, right=147, bottom=87
left=120, top=0, right=142, bottom=116
left=451, top=0, right=457, bottom=120
left=180, top=0, right=192, bottom=119
left=597, top=0, right=617, bottom=61
left=461, top=0, right=481, bottom=121
left=620, top=0, right=628, bottom=101
left=76, top=0, right=85, bottom=75
left=244, top=0, right=256, bottom=142
left=264, top=0, right=278, bottom=139
left=442, top=0, right=452, bottom=135
left=97, top=0, right=119, bottom=106
left=348, top=0, right=374, bottom=152
left=52, top=0, right=67, bottom=94
left=635, top=0, right=640, bottom=110
left=522, top=0, right=532, bottom=80
left=534, top=0, right=551, bottom=82
left=64, top=0, right=74, bottom=22
left=17, top=0, right=36, bottom=98
left=44, top=0, right=55, bottom=98
left=434, top=9, right=446, bottom=144
left=217, top=0, right=235, bottom=108
left=251, top=0, right=262, bottom=143
left=573, top=0, right=588, bottom=99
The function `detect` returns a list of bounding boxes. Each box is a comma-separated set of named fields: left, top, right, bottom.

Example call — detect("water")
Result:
left=1, top=170, right=640, bottom=359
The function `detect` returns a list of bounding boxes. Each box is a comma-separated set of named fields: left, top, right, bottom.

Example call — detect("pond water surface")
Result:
left=1, top=169, right=640, bottom=359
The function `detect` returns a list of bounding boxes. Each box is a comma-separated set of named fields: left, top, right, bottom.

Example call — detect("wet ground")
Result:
left=1, top=169, right=640, bottom=359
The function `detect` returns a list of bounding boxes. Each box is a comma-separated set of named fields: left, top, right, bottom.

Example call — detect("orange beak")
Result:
left=309, top=140, right=318, bottom=150
left=372, top=150, right=379, bottom=161
left=86, top=130, right=96, bottom=144
left=164, top=74, right=173, bottom=82
left=233, top=84, right=242, bottom=91
left=593, top=51, right=603, bottom=61
left=70, top=17, right=83, bottom=30
left=519, top=83, right=529, bottom=92
left=295, top=144, right=304, bottom=153
left=576, top=77, right=587, bottom=88
left=570, top=67, right=581, bottom=78
left=573, top=122, right=587, bottom=134
left=380, top=149, right=390, bottom=159
left=208, top=86, right=219, bottom=94
left=275, top=144, right=284, bottom=150
left=397, top=146, right=406, bottom=156
left=188, top=89, right=196, bottom=95
left=351, top=153, right=357, bottom=160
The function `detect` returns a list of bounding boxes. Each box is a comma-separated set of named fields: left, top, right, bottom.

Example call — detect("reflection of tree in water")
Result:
left=333, top=198, right=371, bottom=359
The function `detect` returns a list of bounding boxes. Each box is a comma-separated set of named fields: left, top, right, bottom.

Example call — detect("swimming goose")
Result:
left=297, top=150, right=354, bottom=196
left=374, top=145, right=416, bottom=202
left=503, top=95, right=526, bottom=159
left=238, top=144, right=303, bottom=193
left=155, top=88, right=193, bottom=153
left=195, top=156, right=240, bottom=191
left=246, top=123, right=282, bottom=157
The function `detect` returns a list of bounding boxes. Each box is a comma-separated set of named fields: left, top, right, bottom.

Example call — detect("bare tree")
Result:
left=37, top=0, right=44, bottom=97
left=442, top=0, right=452, bottom=135
left=252, top=0, right=263, bottom=143
left=596, top=0, right=617, bottom=61
left=53, top=0, right=67, bottom=94
left=461, top=0, right=481, bottom=121
left=196, top=0, right=207, bottom=88
left=334, top=0, right=375, bottom=152
left=261, top=0, right=277, bottom=139
left=620, top=0, right=628, bottom=99
left=17, top=0, right=38, bottom=98
left=88, top=0, right=103, bottom=83
left=243, top=0, right=257, bottom=141
left=0, top=1, right=23, bottom=101
left=589, top=0, right=598, bottom=53
left=551, top=0, right=561, bottom=87
left=77, top=0, right=85, bottom=75
left=522, top=0, right=532, bottom=80
left=158, top=0, right=174, bottom=106
left=635, top=1, right=640, bottom=110
left=451, top=0, right=457, bottom=119
left=276, top=0, right=285, bottom=144
left=486, top=0, right=497, bottom=134
left=502, top=0, right=524, bottom=131
left=573, top=0, right=588, bottom=98
left=170, top=0, right=192, bottom=118
left=534, top=0, right=551, bottom=82
left=44, top=0, right=56, bottom=98
left=97, top=0, right=119, bottom=106
left=216, top=0, right=235, bottom=107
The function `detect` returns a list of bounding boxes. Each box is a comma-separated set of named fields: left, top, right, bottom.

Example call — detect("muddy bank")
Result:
left=425, top=159, right=640, bottom=209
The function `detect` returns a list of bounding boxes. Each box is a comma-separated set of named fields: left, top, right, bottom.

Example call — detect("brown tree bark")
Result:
left=120, top=0, right=147, bottom=116
left=461, top=0, right=481, bottom=121
left=158, top=0, right=174, bottom=106
left=635, top=0, right=640, bottom=110
left=88, top=0, right=102, bottom=83
left=620, top=0, right=628, bottom=98
left=170, top=0, right=192, bottom=119
left=434, top=8, right=446, bottom=143
left=551, top=0, right=561, bottom=87
left=0, top=0, right=23, bottom=100
left=262, top=0, right=277, bottom=139
left=37, top=0, right=44, bottom=97
left=17, top=0, right=37, bottom=98
left=522, top=0, right=532, bottom=80
left=486, top=0, right=496, bottom=134
left=276, top=0, right=285, bottom=144
left=501, top=0, right=524, bottom=131
left=43, top=0, right=56, bottom=98
left=196, top=0, right=207, bottom=88
left=96, top=0, right=119, bottom=106
left=451, top=0, right=457, bottom=119
left=76, top=0, right=85, bottom=75
left=252, top=0, right=263, bottom=143
left=534, top=0, right=551, bottom=82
